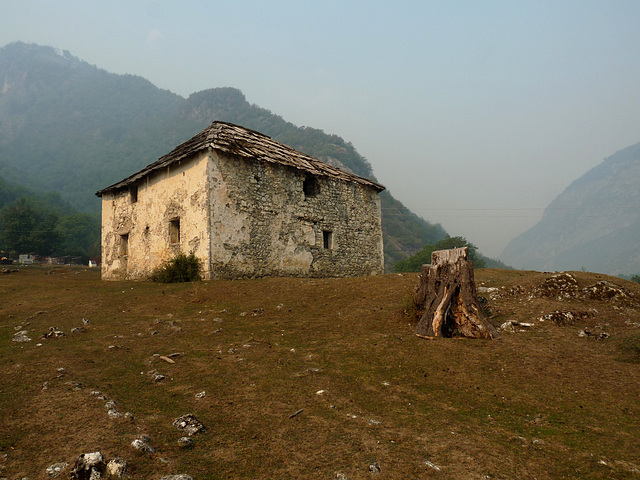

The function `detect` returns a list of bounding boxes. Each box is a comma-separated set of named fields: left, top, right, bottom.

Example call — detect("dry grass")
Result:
left=1, top=266, right=640, bottom=479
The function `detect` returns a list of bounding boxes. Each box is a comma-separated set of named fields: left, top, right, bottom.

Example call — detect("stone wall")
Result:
left=101, top=153, right=211, bottom=280
left=100, top=149, right=384, bottom=280
left=207, top=151, right=384, bottom=278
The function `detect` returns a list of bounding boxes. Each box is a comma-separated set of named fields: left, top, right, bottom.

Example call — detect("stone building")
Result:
left=96, top=121, right=385, bottom=280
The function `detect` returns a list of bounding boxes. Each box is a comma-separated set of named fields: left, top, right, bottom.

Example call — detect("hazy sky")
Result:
left=2, top=0, right=640, bottom=257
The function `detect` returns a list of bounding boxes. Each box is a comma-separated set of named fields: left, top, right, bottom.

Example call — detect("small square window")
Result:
left=169, top=218, right=180, bottom=244
left=323, top=230, right=333, bottom=249
left=303, top=176, right=319, bottom=198
left=130, top=186, right=138, bottom=203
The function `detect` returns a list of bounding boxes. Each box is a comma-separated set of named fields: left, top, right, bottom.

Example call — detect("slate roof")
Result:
left=96, top=121, right=384, bottom=196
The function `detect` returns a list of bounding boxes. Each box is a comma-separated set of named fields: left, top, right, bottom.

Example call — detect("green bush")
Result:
left=150, top=252, right=201, bottom=283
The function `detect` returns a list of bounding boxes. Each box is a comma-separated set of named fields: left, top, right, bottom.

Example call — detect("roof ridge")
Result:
left=96, top=122, right=384, bottom=196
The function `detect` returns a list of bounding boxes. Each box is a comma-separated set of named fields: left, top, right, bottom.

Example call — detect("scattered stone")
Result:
left=539, top=310, right=594, bottom=326
left=534, top=273, right=579, bottom=299
left=368, top=419, right=381, bottom=425
left=71, top=327, right=86, bottom=334
left=1, top=267, right=19, bottom=274
left=315, top=389, right=325, bottom=395
left=177, top=436, right=193, bottom=448
left=147, top=370, right=166, bottom=382
left=195, top=391, right=207, bottom=399
left=12, top=330, right=32, bottom=342
left=124, top=412, right=134, bottom=421
left=105, top=457, right=127, bottom=478
left=424, top=460, right=441, bottom=471
left=45, top=462, right=68, bottom=477
left=579, top=328, right=610, bottom=339
left=368, top=462, right=381, bottom=474
left=582, top=280, right=636, bottom=305
left=335, top=474, right=349, bottom=480
left=500, top=320, right=533, bottom=333
left=173, top=413, right=206, bottom=436
left=159, top=475, right=193, bottom=480
left=43, top=327, right=65, bottom=339
left=131, top=438, right=155, bottom=454
left=69, top=452, right=105, bottom=480
left=159, top=355, right=175, bottom=364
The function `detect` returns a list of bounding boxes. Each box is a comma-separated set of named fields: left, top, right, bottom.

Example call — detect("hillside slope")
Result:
left=0, top=42, right=446, bottom=268
left=2, top=267, right=640, bottom=479
left=501, top=142, right=640, bottom=275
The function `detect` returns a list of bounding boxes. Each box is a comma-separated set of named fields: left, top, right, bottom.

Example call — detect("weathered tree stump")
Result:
left=414, top=247, right=499, bottom=339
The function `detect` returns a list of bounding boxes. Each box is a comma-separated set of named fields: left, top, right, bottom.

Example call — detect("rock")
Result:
left=500, top=320, right=533, bottom=332
left=71, top=327, right=86, bottom=334
left=534, top=273, right=579, bottom=299
left=335, top=474, right=349, bottom=480
left=43, top=327, right=65, bottom=339
left=173, top=413, right=206, bottom=436
left=12, top=330, right=32, bottom=342
left=45, top=462, right=68, bottom=477
left=69, top=452, right=105, bottom=480
left=159, top=475, right=193, bottom=480
left=107, top=409, right=123, bottom=419
left=131, top=438, right=155, bottom=453
left=177, top=437, right=193, bottom=448
left=195, top=391, right=207, bottom=399
left=105, top=457, right=127, bottom=478
left=582, top=280, right=636, bottom=305
left=368, top=462, right=381, bottom=474
left=82, top=318, right=91, bottom=325
left=424, top=460, right=441, bottom=471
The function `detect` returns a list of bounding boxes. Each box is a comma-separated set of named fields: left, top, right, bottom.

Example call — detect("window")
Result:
left=323, top=230, right=333, bottom=250
left=169, top=218, right=180, bottom=244
left=303, top=176, right=319, bottom=198
left=120, top=234, right=129, bottom=257
left=129, top=186, right=138, bottom=203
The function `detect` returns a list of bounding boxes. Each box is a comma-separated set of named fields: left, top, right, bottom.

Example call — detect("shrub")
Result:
left=151, top=252, right=201, bottom=283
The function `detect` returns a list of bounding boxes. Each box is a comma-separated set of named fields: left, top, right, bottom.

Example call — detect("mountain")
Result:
left=0, top=42, right=446, bottom=269
left=500, top=142, right=640, bottom=275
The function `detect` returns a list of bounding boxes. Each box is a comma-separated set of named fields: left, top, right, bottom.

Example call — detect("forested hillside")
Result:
left=0, top=42, right=446, bottom=268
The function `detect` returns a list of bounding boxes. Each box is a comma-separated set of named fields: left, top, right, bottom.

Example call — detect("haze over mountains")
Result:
left=1, top=42, right=639, bottom=276
left=501, top=142, right=640, bottom=276
left=0, top=42, right=446, bottom=268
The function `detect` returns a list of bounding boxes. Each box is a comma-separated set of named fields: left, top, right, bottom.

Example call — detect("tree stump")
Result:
left=414, top=247, right=499, bottom=339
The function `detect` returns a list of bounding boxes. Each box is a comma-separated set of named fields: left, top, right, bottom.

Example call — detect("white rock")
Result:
left=106, top=457, right=127, bottom=477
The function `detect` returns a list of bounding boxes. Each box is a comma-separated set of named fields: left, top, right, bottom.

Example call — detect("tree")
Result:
left=394, top=236, right=485, bottom=272
left=0, top=197, right=63, bottom=255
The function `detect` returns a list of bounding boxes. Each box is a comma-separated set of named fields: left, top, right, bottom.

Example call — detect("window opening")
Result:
left=169, top=218, right=181, bottom=244
left=120, top=234, right=129, bottom=257
left=129, top=186, right=138, bottom=203
left=303, top=176, right=319, bottom=198
left=323, top=230, right=333, bottom=250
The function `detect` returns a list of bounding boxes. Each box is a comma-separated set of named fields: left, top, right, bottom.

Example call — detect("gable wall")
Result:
left=208, top=151, right=384, bottom=278
left=100, top=153, right=211, bottom=280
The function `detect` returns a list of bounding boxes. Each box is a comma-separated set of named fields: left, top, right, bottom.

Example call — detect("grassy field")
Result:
left=1, top=266, right=640, bottom=479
